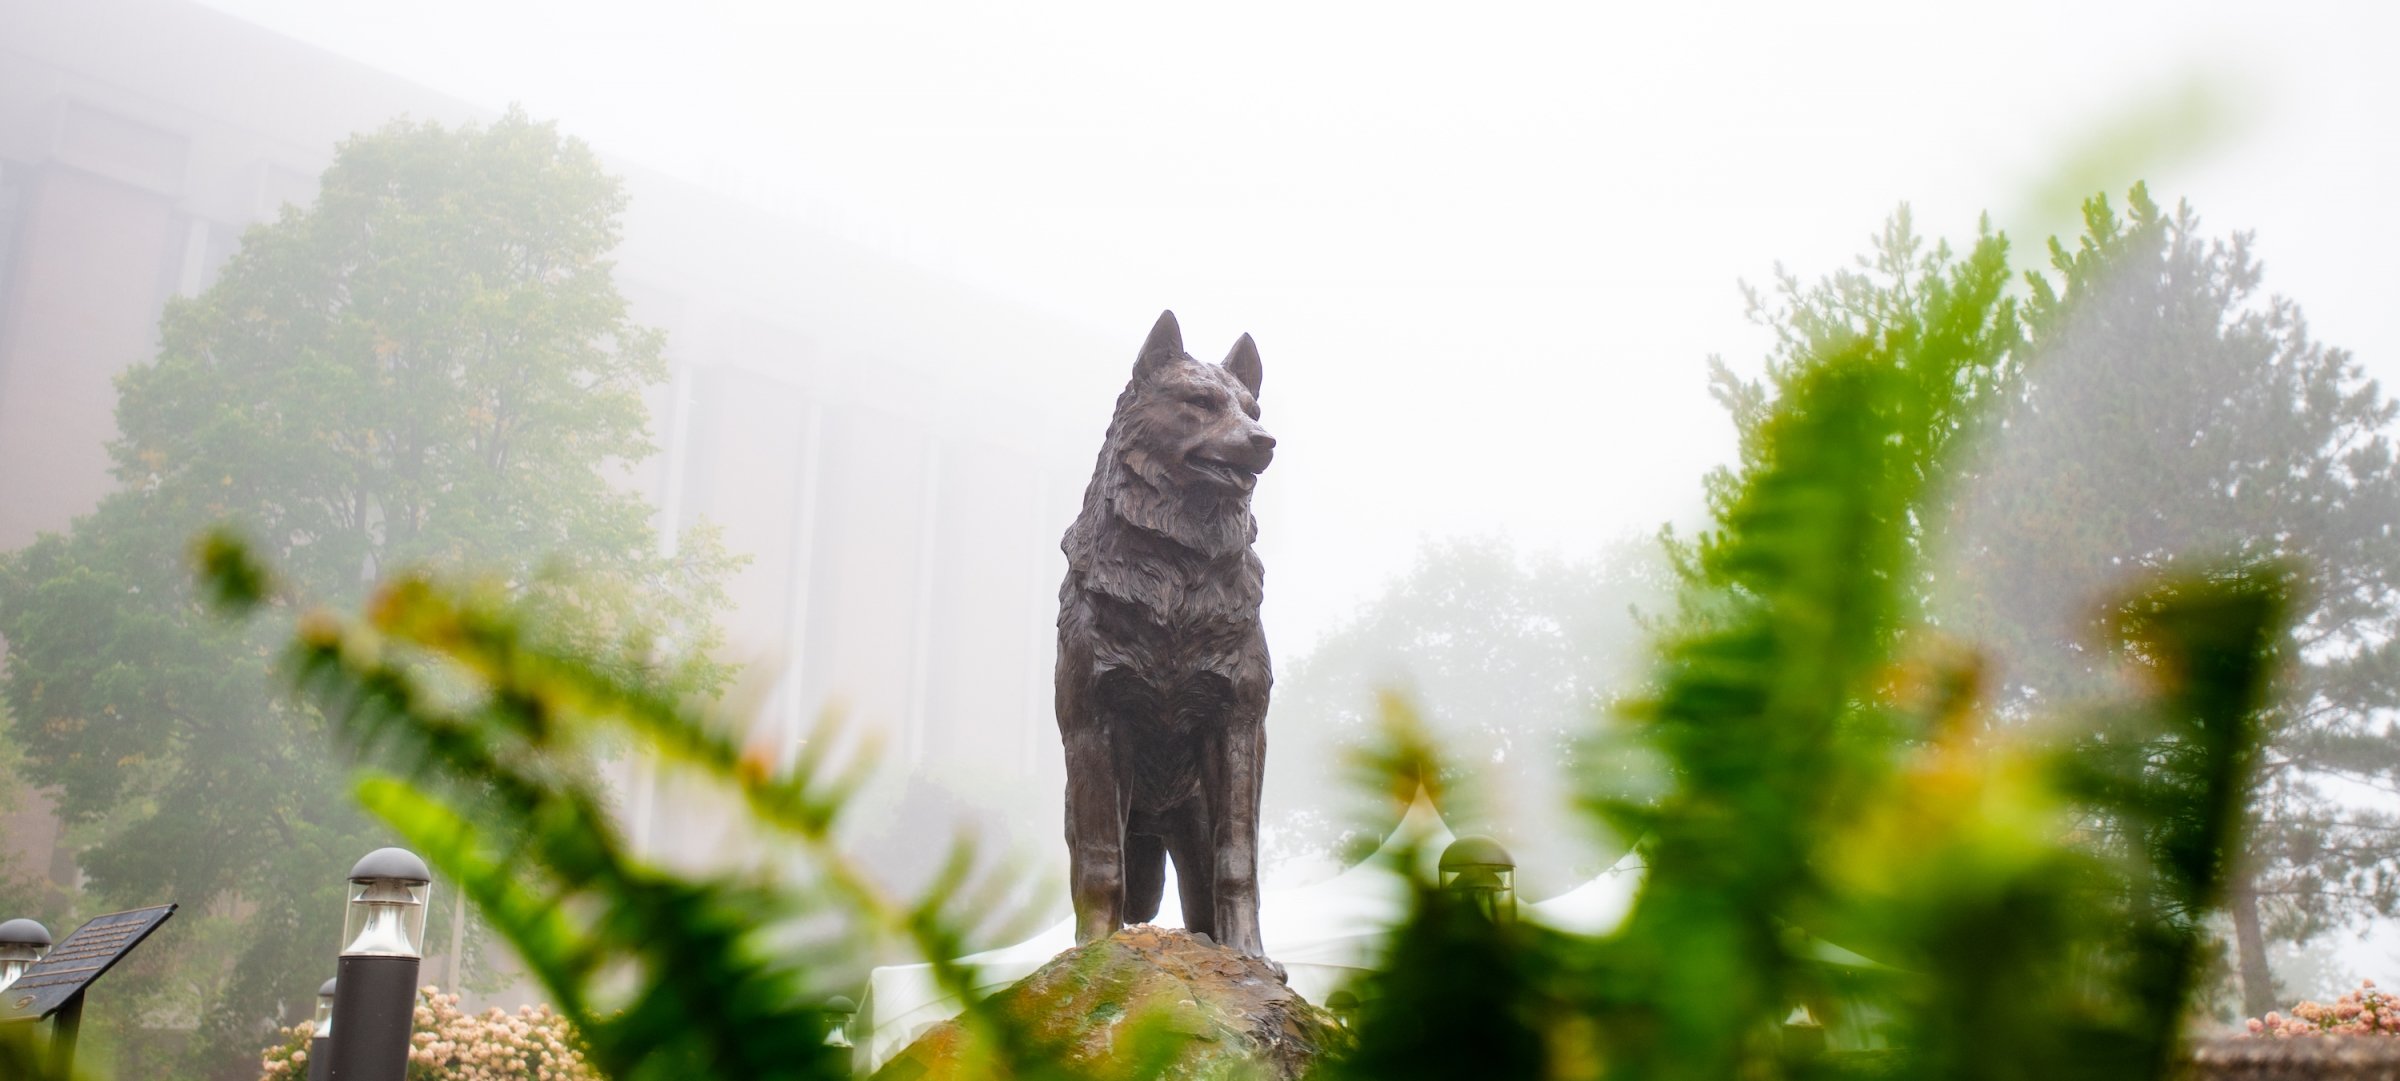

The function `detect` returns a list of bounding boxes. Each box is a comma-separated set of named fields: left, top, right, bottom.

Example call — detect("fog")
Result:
left=231, top=0, right=2395, bottom=903
left=4, top=0, right=2399, bottom=1030
left=193, top=0, right=2400, bottom=642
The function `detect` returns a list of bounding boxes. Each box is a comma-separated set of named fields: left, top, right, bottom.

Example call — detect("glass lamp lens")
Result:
left=342, top=878, right=431, bottom=957
left=314, top=995, right=335, bottom=1037
left=0, top=943, right=44, bottom=991
left=1451, top=868, right=1516, bottom=920
left=345, top=903, right=414, bottom=956
left=824, top=1016, right=853, bottom=1049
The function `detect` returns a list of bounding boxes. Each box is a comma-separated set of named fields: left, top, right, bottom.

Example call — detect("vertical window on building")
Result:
left=0, top=160, right=24, bottom=314
left=158, top=213, right=212, bottom=304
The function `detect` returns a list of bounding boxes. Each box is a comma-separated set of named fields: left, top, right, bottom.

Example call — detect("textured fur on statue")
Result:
left=1056, top=310, right=1278, bottom=965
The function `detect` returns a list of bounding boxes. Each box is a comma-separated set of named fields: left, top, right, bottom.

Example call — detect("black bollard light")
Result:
left=1325, top=989, right=1360, bottom=1030
left=0, top=918, right=51, bottom=992
left=1437, top=837, right=1517, bottom=922
left=822, top=994, right=857, bottom=1049
left=326, top=848, right=430, bottom=1081
left=306, top=976, right=337, bottom=1081
left=1783, top=1004, right=1828, bottom=1060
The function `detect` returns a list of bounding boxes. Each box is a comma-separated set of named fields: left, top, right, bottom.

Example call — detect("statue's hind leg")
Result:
left=1165, top=798, right=1218, bottom=939
left=1124, top=830, right=1166, bottom=924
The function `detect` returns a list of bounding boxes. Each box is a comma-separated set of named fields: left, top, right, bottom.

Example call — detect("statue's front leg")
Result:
left=1213, top=719, right=1267, bottom=960
left=1063, top=723, right=1125, bottom=944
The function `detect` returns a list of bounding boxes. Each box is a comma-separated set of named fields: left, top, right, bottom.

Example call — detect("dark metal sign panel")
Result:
left=0, top=904, right=175, bottom=1022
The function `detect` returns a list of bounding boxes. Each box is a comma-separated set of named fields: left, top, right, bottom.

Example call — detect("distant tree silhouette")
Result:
left=1265, top=536, right=1666, bottom=893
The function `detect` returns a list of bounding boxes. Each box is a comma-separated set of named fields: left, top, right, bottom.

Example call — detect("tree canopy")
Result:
left=1712, top=184, right=2400, bottom=1017
left=0, top=109, right=734, bottom=1079
left=1947, top=186, right=2400, bottom=1016
left=1265, top=536, right=1667, bottom=895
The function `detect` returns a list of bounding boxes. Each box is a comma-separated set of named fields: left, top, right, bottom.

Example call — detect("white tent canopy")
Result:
left=860, top=793, right=1646, bottom=1070
left=1526, top=853, right=1645, bottom=936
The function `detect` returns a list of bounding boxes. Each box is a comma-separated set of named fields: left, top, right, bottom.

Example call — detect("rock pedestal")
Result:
left=872, top=926, right=1347, bottom=1080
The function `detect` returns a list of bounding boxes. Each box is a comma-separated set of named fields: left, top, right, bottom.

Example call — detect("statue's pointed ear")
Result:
left=1224, top=333, right=1262, bottom=397
left=1134, top=310, right=1183, bottom=377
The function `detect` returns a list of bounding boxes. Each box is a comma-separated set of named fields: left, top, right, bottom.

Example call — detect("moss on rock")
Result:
left=873, top=926, right=1348, bottom=1081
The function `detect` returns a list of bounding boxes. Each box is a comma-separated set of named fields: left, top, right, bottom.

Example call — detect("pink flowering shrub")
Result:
left=257, top=986, right=598, bottom=1081
left=2243, top=980, right=2400, bottom=1038
left=256, top=1020, right=312, bottom=1081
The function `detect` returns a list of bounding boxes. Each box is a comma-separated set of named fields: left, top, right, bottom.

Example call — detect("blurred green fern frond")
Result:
left=1587, top=228, right=2021, bottom=1081
left=1334, top=212, right=2287, bottom=1081
left=196, top=552, right=1086, bottom=1081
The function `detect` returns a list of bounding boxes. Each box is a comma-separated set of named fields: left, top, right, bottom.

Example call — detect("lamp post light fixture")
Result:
left=1437, top=836, right=1517, bottom=922
left=1783, top=1004, right=1828, bottom=1060
left=327, top=848, right=431, bottom=1081
left=0, top=918, right=51, bottom=992
left=342, top=850, right=432, bottom=958
left=1324, top=989, right=1360, bottom=1030
left=307, top=976, right=337, bottom=1081
left=822, top=994, right=857, bottom=1049
left=314, top=976, right=338, bottom=1036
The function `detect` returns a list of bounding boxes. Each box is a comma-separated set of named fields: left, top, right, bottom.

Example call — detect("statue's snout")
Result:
left=1228, top=425, right=1276, bottom=474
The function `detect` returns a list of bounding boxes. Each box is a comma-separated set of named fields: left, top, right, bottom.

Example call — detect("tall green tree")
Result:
left=1940, top=185, right=2400, bottom=1017
left=1716, top=186, right=2400, bottom=1018
left=0, top=109, right=734, bottom=1078
left=1701, top=207, right=2025, bottom=587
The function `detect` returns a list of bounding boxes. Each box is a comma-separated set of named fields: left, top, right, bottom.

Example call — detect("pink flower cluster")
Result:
left=256, top=1021, right=314, bottom=1081
left=2243, top=979, right=2400, bottom=1038
left=257, top=986, right=598, bottom=1081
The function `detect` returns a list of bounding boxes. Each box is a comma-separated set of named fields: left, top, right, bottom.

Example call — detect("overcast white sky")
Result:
left=187, top=0, right=2400, bottom=655
left=174, top=0, right=2400, bottom=976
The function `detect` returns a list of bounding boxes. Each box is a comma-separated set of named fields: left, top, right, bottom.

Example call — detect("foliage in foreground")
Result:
left=201, top=546, right=1150, bottom=1081
left=1332, top=210, right=2286, bottom=1081
left=186, top=197, right=2293, bottom=1081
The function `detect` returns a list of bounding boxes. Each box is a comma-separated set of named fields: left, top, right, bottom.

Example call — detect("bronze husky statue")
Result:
left=1057, top=310, right=1277, bottom=960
